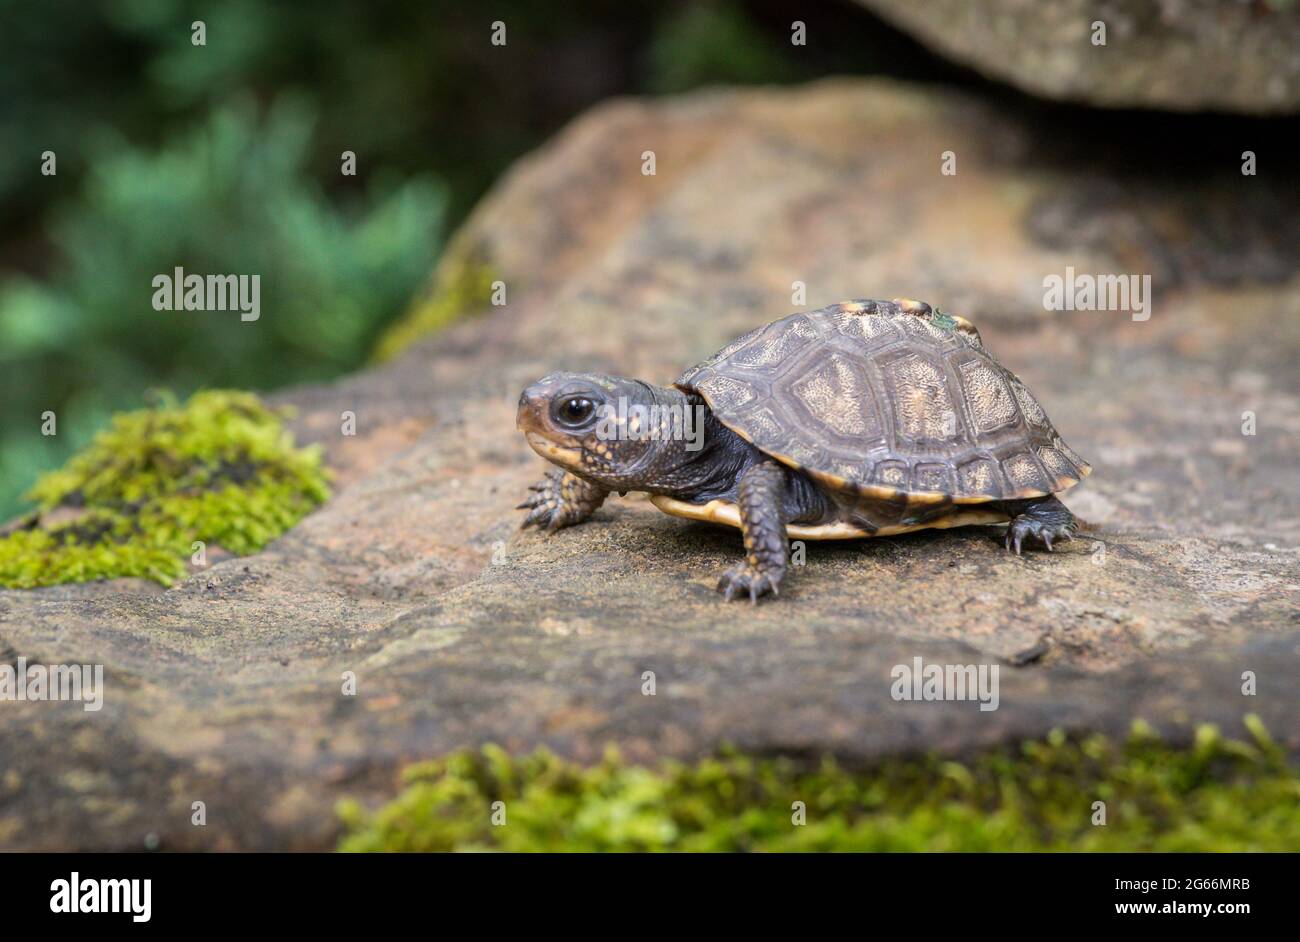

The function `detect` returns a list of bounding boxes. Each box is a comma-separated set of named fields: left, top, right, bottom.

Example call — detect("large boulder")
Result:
left=858, top=0, right=1300, bottom=113
left=2, top=79, right=1297, bottom=850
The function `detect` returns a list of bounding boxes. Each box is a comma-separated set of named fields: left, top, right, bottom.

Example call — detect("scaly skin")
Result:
left=717, top=460, right=789, bottom=603
left=518, top=468, right=609, bottom=532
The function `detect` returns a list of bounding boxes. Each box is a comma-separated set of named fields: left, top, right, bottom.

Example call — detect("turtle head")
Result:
left=516, top=372, right=704, bottom=491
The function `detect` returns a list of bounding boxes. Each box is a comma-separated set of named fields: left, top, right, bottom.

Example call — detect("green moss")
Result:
left=338, top=717, right=1299, bottom=852
left=0, top=390, right=330, bottom=588
left=370, top=250, right=500, bottom=363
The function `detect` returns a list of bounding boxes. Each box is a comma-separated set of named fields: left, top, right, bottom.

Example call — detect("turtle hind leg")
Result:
left=717, top=460, right=789, bottom=603
left=518, top=468, right=608, bottom=532
left=995, top=494, right=1077, bottom=555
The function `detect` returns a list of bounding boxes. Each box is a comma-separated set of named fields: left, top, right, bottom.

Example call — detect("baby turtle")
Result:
left=517, top=299, right=1090, bottom=603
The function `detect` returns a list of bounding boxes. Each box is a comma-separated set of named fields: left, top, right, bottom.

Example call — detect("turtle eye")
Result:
left=554, top=396, right=595, bottom=427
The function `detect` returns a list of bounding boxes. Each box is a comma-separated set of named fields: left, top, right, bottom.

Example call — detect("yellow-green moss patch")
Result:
left=371, top=250, right=501, bottom=363
left=338, top=717, right=1299, bottom=852
left=0, top=390, right=330, bottom=588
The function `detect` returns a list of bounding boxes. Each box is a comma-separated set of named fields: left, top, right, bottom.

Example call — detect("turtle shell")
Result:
left=675, top=299, right=1090, bottom=503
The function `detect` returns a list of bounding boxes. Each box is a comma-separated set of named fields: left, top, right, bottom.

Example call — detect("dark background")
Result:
left=0, top=0, right=1293, bottom=519
left=0, top=0, right=987, bottom=518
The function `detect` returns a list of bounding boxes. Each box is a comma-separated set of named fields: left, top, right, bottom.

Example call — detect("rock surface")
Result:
left=858, top=0, right=1300, bottom=113
left=2, top=79, right=1298, bottom=850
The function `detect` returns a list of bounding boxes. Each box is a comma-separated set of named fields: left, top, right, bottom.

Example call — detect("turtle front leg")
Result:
left=997, top=495, right=1077, bottom=555
left=718, top=460, right=789, bottom=604
left=518, top=468, right=609, bottom=532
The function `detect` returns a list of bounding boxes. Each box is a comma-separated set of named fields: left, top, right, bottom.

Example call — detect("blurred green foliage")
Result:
left=0, top=0, right=929, bottom=520
left=0, top=98, right=442, bottom=518
left=338, top=720, right=1300, bottom=852
left=649, top=2, right=799, bottom=93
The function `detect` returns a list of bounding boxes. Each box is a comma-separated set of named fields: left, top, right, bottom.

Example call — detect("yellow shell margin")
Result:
left=649, top=495, right=1011, bottom=541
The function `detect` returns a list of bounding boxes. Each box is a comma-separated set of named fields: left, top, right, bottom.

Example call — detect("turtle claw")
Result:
left=717, top=563, right=781, bottom=604
left=518, top=468, right=608, bottom=532
left=517, top=470, right=569, bottom=531
left=519, top=503, right=557, bottom=531
left=1003, top=515, right=1075, bottom=556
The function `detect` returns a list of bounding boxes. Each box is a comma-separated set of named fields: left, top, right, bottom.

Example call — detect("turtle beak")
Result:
left=516, top=382, right=550, bottom=435
left=517, top=381, right=585, bottom=470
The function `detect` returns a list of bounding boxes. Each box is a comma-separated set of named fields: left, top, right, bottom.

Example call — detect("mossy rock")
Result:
left=338, top=718, right=1300, bottom=852
left=0, top=390, right=330, bottom=588
left=370, top=250, right=501, bottom=363
left=5, top=81, right=1300, bottom=852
